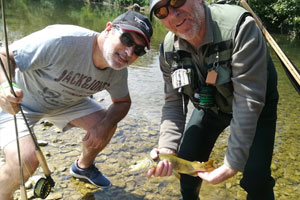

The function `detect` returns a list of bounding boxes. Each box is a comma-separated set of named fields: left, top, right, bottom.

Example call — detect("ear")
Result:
left=105, top=22, right=113, bottom=32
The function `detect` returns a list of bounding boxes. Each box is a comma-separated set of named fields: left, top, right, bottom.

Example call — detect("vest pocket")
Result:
left=215, top=82, right=233, bottom=113
left=215, top=64, right=231, bottom=85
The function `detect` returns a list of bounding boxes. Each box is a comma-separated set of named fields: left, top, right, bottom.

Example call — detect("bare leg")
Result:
left=69, top=109, right=117, bottom=168
left=0, top=135, right=38, bottom=200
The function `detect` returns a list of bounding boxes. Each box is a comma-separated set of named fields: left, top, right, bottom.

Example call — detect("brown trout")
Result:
left=129, top=153, right=215, bottom=177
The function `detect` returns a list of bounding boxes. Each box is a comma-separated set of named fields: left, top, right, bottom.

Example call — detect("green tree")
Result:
left=270, top=0, right=300, bottom=38
left=207, top=0, right=300, bottom=38
left=109, top=0, right=148, bottom=7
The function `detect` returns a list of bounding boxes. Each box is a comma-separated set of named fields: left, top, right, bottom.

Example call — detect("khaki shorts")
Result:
left=0, top=97, right=103, bottom=149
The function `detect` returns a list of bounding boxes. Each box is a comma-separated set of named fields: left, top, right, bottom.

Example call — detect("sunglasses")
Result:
left=154, top=0, right=187, bottom=19
left=114, top=26, right=147, bottom=57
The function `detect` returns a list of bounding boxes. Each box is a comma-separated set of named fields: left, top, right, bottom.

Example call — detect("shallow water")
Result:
left=0, top=0, right=300, bottom=199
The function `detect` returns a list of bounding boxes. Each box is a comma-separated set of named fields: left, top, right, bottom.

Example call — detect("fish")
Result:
left=129, top=153, right=215, bottom=177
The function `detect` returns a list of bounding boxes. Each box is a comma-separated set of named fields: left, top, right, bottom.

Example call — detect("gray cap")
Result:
left=149, top=0, right=162, bottom=21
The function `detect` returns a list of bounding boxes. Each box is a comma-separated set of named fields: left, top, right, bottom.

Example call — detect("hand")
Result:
left=0, top=82, right=23, bottom=115
left=146, top=148, right=175, bottom=178
left=197, top=163, right=237, bottom=185
left=82, top=122, right=113, bottom=150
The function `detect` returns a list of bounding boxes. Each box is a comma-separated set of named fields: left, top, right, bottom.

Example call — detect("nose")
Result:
left=167, top=6, right=178, bottom=18
left=125, top=46, right=135, bottom=57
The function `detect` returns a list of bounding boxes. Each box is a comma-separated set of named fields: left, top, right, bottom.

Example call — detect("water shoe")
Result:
left=70, top=160, right=111, bottom=188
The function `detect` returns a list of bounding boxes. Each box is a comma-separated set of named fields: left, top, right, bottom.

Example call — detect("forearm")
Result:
left=0, top=49, right=17, bottom=83
left=159, top=99, right=186, bottom=151
left=98, top=95, right=131, bottom=131
left=0, top=50, right=23, bottom=114
left=225, top=16, right=268, bottom=172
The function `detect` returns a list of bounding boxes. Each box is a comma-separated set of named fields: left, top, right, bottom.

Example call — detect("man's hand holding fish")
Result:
left=146, top=148, right=175, bottom=178
left=129, top=148, right=215, bottom=179
left=197, top=163, right=237, bottom=185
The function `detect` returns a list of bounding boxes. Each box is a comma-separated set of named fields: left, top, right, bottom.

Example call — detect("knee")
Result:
left=0, top=156, right=38, bottom=198
left=5, top=148, right=39, bottom=179
left=22, top=152, right=39, bottom=177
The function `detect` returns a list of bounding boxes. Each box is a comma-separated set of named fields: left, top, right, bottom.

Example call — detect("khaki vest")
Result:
left=163, top=4, right=249, bottom=113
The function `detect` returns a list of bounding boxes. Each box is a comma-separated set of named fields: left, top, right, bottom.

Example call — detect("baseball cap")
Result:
left=149, top=0, right=162, bottom=21
left=112, top=11, right=153, bottom=50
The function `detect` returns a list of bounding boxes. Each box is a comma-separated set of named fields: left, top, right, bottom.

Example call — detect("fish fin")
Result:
left=206, top=160, right=215, bottom=171
left=193, top=160, right=215, bottom=172
left=207, top=160, right=214, bottom=165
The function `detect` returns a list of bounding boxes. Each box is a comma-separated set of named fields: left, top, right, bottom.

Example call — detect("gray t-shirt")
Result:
left=10, top=24, right=128, bottom=113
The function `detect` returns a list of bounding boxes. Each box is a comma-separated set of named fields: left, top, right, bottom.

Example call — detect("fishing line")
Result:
left=0, top=0, right=55, bottom=198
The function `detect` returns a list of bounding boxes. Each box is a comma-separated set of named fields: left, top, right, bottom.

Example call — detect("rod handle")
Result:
left=35, top=150, right=51, bottom=176
left=20, top=185, right=28, bottom=200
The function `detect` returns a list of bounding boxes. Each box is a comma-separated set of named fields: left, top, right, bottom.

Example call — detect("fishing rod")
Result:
left=240, top=0, right=300, bottom=95
left=1, top=1, right=27, bottom=199
left=0, top=35, right=55, bottom=200
left=0, top=0, right=55, bottom=198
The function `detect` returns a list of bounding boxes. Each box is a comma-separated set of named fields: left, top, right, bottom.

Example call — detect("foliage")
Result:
left=2, top=0, right=124, bottom=42
left=108, top=0, right=148, bottom=7
left=3, top=0, right=300, bottom=38
left=243, top=0, right=300, bottom=39
left=269, top=0, right=300, bottom=38
left=207, top=0, right=300, bottom=38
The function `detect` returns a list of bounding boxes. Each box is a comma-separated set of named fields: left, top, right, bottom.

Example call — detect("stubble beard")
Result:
left=176, top=2, right=204, bottom=41
left=103, top=36, right=127, bottom=71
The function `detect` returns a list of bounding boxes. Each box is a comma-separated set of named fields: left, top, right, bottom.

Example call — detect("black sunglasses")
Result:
left=114, top=26, right=147, bottom=57
left=154, top=0, right=187, bottom=19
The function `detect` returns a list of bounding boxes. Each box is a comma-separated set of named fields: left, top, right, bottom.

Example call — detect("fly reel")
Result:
left=33, top=176, right=55, bottom=199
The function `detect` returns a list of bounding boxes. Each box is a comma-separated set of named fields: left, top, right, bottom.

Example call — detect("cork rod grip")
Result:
left=35, top=150, right=51, bottom=176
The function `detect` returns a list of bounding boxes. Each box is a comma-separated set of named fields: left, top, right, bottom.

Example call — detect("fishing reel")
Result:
left=33, top=176, right=55, bottom=199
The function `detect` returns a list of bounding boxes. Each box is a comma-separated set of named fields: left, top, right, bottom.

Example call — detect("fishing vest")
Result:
left=163, top=4, right=250, bottom=113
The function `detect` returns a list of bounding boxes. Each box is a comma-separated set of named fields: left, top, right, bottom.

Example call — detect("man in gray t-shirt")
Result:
left=0, top=11, right=152, bottom=199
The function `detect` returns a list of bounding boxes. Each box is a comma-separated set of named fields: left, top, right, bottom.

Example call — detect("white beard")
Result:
left=176, top=2, right=204, bottom=41
left=102, top=33, right=128, bottom=71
